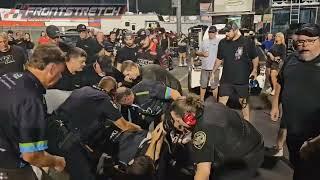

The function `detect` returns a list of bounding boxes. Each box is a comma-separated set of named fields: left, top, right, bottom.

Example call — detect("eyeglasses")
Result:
left=296, top=37, right=319, bottom=46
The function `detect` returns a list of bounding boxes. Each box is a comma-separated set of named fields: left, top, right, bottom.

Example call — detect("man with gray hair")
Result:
left=0, top=32, right=28, bottom=75
left=270, top=23, right=320, bottom=180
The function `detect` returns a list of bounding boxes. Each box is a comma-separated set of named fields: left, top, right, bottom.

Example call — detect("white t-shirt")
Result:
left=199, top=38, right=220, bottom=70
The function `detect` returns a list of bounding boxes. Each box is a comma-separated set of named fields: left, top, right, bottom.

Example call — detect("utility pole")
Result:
left=136, top=0, right=139, bottom=13
left=127, top=0, right=130, bottom=12
left=176, top=0, right=181, bottom=35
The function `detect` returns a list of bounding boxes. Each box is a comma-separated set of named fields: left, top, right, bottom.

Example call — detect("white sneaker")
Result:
left=183, top=62, right=187, bottom=66
left=179, top=63, right=183, bottom=67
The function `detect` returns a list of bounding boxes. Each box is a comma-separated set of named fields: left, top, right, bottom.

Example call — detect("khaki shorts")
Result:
left=179, top=52, right=187, bottom=59
left=200, top=69, right=220, bottom=89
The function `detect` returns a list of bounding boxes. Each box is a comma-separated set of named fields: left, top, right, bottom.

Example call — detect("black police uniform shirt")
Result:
left=278, top=53, right=320, bottom=139
left=217, top=36, right=258, bottom=85
left=137, top=49, right=159, bottom=67
left=0, top=45, right=27, bottom=75
left=57, top=86, right=122, bottom=133
left=0, top=72, right=48, bottom=168
left=76, top=37, right=100, bottom=65
left=116, top=46, right=139, bottom=63
left=50, top=68, right=81, bottom=91
left=192, top=99, right=262, bottom=167
left=141, top=64, right=182, bottom=93
left=80, top=64, right=124, bottom=87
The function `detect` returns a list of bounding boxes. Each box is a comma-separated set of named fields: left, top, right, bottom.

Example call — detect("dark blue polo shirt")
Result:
left=0, top=71, right=48, bottom=168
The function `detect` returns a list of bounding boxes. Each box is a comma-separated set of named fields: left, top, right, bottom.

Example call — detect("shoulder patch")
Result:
left=193, top=131, right=206, bottom=150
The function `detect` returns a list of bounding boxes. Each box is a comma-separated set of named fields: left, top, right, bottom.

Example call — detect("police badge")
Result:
left=193, top=131, right=206, bottom=150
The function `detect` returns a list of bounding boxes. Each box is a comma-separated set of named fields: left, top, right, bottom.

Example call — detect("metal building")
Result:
left=271, top=0, right=320, bottom=32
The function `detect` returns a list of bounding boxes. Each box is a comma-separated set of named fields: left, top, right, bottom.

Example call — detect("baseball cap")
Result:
left=76, top=24, right=87, bottom=32
left=222, top=21, right=239, bottom=32
left=46, top=25, right=62, bottom=39
left=295, top=23, right=320, bottom=37
left=138, top=29, right=150, bottom=39
left=104, top=42, right=114, bottom=52
left=208, top=26, right=217, bottom=33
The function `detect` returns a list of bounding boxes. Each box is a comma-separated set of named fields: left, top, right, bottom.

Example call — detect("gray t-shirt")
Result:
left=199, top=38, right=220, bottom=70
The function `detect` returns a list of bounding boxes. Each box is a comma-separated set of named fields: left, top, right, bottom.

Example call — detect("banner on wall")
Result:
left=214, top=0, right=253, bottom=13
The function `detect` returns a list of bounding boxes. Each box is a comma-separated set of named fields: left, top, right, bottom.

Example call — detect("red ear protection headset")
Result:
left=182, top=112, right=197, bottom=127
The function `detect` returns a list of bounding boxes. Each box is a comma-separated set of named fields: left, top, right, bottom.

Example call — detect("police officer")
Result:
left=120, top=60, right=182, bottom=91
left=0, top=44, right=66, bottom=179
left=53, top=78, right=140, bottom=180
left=76, top=24, right=100, bottom=65
left=51, top=47, right=87, bottom=90
left=168, top=94, right=264, bottom=180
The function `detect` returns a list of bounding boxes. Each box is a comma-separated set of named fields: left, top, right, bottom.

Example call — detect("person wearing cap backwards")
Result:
left=270, top=23, right=320, bottom=180
left=196, top=26, right=220, bottom=102
left=116, top=31, right=139, bottom=71
left=46, top=25, right=72, bottom=53
left=80, top=55, right=124, bottom=87
left=76, top=24, right=100, bottom=66
left=0, top=32, right=28, bottom=75
left=0, top=44, right=66, bottom=180
left=211, top=21, right=259, bottom=121
left=166, top=94, right=264, bottom=180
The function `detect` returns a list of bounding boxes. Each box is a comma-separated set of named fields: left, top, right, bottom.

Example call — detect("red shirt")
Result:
left=37, top=36, right=50, bottom=45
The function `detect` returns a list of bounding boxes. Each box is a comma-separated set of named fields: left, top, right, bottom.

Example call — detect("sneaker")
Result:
left=178, top=63, right=183, bottom=67
left=183, top=62, right=188, bottom=66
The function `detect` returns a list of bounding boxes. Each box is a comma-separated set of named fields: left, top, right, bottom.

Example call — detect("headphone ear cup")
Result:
left=183, top=112, right=197, bottom=126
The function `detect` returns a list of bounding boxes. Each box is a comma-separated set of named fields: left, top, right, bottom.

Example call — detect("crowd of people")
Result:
left=0, top=20, right=319, bottom=180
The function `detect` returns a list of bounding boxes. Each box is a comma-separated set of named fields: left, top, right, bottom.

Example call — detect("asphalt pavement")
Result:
left=169, top=61, right=293, bottom=180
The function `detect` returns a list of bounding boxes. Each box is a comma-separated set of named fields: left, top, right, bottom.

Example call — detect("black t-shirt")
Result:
left=0, top=45, right=27, bottom=75
left=116, top=46, right=138, bottom=63
left=76, top=37, right=100, bottom=65
left=57, top=86, right=122, bottom=133
left=269, top=44, right=286, bottom=61
left=80, top=64, right=124, bottom=87
left=192, top=99, right=262, bottom=166
left=0, top=72, right=48, bottom=168
left=136, top=49, right=159, bottom=66
left=278, top=54, right=320, bottom=139
left=217, top=36, right=258, bottom=84
left=50, top=69, right=81, bottom=91
left=160, top=38, right=169, bottom=51
left=141, top=64, right=182, bottom=93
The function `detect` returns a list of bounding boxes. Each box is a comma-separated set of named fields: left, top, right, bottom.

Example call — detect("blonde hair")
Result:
left=0, top=32, right=8, bottom=41
left=275, top=32, right=286, bottom=46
